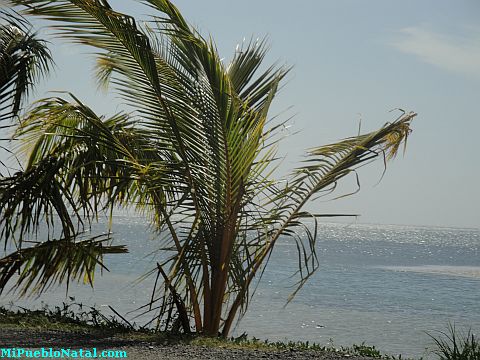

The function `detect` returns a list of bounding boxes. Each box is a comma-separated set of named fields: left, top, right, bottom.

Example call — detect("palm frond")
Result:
left=1, top=93, right=175, bottom=247
left=0, top=7, right=52, bottom=122
left=222, top=111, right=416, bottom=335
left=0, top=233, right=127, bottom=296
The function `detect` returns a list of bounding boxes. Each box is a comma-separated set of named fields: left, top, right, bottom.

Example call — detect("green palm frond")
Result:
left=2, top=93, right=176, bottom=244
left=0, top=7, right=52, bottom=122
left=222, top=111, right=415, bottom=335
left=0, top=93, right=151, bottom=301
left=0, top=153, right=77, bottom=247
left=0, top=233, right=127, bottom=296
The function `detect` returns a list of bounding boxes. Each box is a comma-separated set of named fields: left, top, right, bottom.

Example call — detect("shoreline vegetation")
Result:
left=2, top=304, right=479, bottom=360
left=0, top=304, right=410, bottom=360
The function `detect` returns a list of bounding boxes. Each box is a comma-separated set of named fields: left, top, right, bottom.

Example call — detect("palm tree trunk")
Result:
left=204, top=222, right=235, bottom=336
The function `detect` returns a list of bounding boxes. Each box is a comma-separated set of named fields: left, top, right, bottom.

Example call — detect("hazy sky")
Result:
left=4, top=1, right=480, bottom=229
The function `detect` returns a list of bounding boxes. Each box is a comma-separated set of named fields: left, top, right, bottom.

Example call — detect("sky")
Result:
left=3, top=0, right=480, bottom=229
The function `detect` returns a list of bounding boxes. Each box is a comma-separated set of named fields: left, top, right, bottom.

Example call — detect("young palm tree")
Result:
left=0, top=0, right=416, bottom=336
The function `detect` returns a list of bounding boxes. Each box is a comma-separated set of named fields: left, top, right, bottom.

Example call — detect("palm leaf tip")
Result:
left=382, top=112, right=415, bottom=160
left=307, top=111, right=416, bottom=159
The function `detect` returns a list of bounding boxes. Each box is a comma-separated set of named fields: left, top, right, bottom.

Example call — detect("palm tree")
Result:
left=0, top=0, right=416, bottom=336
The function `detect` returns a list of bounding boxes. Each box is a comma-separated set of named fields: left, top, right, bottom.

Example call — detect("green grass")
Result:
left=428, top=324, right=480, bottom=360
left=0, top=302, right=135, bottom=333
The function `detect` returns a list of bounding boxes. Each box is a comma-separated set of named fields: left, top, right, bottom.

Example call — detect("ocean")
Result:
left=1, top=217, right=479, bottom=358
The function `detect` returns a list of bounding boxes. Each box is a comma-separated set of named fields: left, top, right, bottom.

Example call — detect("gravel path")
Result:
left=0, top=327, right=374, bottom=360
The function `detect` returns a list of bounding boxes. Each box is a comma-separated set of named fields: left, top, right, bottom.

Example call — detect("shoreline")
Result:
left=0, top=306, right=387, bottom=360
left=0, top=327, right=376, bottom=360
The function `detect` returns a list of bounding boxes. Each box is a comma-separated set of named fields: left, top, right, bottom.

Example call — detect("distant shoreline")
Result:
left=70, top=212, right=480, bottom=232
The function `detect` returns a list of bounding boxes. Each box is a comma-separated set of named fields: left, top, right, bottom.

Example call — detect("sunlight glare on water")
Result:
left=1, top=219, right=479, bottom=358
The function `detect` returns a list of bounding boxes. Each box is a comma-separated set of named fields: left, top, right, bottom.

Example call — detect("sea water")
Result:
left=1, top=217, right=479, bottom=358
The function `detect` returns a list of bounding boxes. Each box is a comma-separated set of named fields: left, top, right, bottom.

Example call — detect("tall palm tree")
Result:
left=0, top=0, right=416, bottom=336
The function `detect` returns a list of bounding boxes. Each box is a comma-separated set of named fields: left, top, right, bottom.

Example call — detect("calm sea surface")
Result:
left=1, top=218, right=479, bottom=358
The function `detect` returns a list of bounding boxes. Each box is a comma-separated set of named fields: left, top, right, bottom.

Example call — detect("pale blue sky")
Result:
left=6, top=0, right=480, bottom=228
